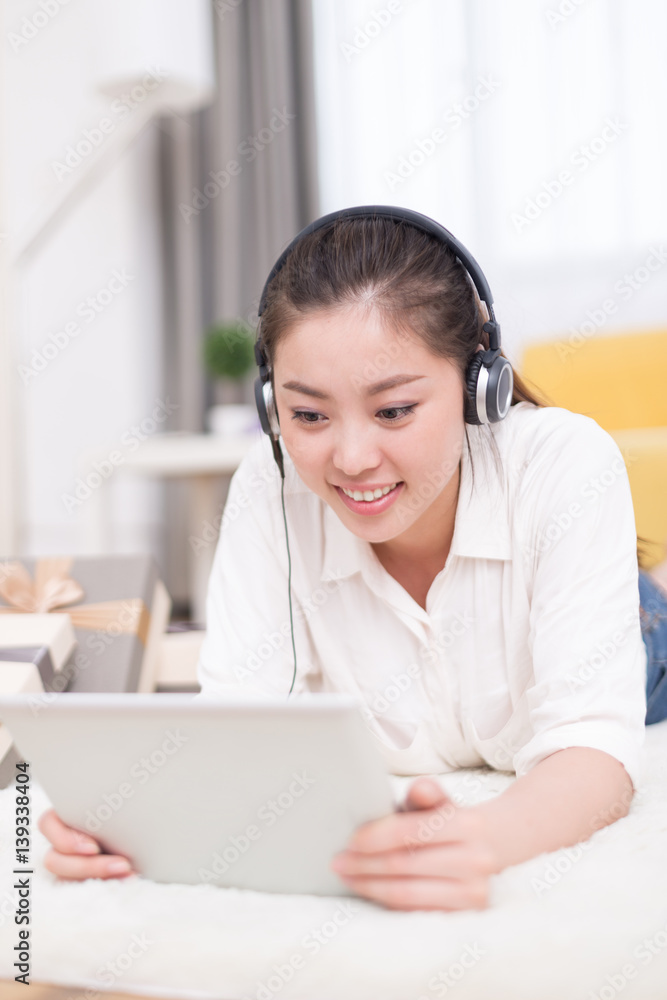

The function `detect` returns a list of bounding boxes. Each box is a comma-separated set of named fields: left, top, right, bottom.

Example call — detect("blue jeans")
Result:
left=639, top=570, right=667, bottom=725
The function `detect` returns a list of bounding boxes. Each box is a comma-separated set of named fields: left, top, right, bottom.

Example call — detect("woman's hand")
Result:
left=38, top=809, right=135, bottom=881
left=331, top=749, right=634, bottom=911
left=330, top=777, right=499, bottom=911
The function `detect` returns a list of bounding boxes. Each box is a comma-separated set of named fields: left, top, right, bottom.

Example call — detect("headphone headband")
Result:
left=257, top=205, right=499, bottom=352
left=254, top=204, right=512, bottom=430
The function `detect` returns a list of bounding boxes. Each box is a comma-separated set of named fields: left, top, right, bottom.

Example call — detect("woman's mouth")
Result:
left=334, top=482, right=404, bottom=515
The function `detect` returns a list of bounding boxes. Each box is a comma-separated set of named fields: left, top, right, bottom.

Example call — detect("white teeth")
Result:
left=341, top=483, right=398, bottom=501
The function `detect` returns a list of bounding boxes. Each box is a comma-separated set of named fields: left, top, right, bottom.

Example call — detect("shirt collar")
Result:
left=319, top=423, right=512, bottom=583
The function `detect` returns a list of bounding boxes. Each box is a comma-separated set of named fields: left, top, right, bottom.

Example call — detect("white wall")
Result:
left=311, top=0, right=667, bottom=365
left=4, top=0, right=163, bottom=558
left=17, top=129, right=165, bottom=556
left=2, top=0, right=213, bottom=571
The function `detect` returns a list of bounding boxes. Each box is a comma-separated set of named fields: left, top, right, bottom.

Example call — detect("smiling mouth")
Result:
left=338, top=482, right=401, bottom=502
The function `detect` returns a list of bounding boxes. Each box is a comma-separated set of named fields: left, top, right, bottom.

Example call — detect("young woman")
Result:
left=40, top=207, right=667, bottom=912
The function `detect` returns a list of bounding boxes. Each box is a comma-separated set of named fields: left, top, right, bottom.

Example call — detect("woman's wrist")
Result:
left=468, top=747, right=634, bottom=872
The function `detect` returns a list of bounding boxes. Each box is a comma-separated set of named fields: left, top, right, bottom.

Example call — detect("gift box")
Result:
left=0, top=615, right=75, bottom=782
left=0, top=659, right=44, bottom=788
left=0, top=556, right=171, bottom=693
left=0, top=613, right=77, bottom=686
left=156, top=628, right=205, bottom=691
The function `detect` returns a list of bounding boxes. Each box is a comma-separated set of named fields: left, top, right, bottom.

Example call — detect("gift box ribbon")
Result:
left=0, top=558, right=150, bottom=646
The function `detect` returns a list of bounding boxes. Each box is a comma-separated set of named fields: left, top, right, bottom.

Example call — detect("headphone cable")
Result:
left=279, top=462, right=298, bottom=697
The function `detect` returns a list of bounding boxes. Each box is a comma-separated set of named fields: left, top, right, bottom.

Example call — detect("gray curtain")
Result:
left=157, top=0, right=320, bottom=614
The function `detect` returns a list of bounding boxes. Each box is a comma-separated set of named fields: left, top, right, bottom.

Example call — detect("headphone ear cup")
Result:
left=254, top=376, right=281, bottom=440
left=464, top=353, right=514, bottom=425
left=464, top=353, right=484, bottom=425
left=485, top=356, right=514, bottom=423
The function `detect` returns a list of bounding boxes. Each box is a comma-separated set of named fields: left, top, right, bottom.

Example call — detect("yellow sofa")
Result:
left=520, top=329, right=667, bottom=568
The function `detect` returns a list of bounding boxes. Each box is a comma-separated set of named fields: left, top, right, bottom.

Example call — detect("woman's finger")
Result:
left=43, top=848, right=134, bottom=881
left=338, top=872, right=490, bottom=912
left=37, top=809, right=101, bottom=856
left=333, top=842, right=496, bottom=880
left=404, top=777, right=451, bottom=811
left=347, top=799, right=462, bottom=854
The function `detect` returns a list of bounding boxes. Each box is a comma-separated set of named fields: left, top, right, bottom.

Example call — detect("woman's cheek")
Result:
left=282, top=436, right=324, bottom=486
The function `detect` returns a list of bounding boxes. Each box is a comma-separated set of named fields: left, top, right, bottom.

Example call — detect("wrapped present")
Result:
left=0, top=613, right=76, bottom=686
left=0, top=556, right=171, bottom=693
left=0, top=659, right=44, bottom=788
left=156, top=628, right=205, bottom=690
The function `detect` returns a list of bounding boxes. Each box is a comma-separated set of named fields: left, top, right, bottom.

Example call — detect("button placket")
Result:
left=418, top=628, right=468, bottom=761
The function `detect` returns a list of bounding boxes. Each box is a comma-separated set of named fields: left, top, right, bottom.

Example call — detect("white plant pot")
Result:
left=207, top=404, right=259, bottom=436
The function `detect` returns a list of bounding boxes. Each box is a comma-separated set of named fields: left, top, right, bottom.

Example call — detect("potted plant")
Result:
left=203, top=321, right=260, bottom=435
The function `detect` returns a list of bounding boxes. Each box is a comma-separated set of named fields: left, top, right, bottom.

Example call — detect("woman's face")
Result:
left=272, top=304, right=465, bottom=553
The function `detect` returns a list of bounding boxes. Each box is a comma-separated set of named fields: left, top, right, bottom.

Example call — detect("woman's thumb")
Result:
left=404, top=777, right=451, bottom=811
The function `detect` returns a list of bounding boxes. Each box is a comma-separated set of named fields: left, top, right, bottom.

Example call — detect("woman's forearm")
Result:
left=471, top=747, right=634, bottom=871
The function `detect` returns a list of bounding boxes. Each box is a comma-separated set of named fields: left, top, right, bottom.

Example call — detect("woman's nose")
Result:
left=331, top=424, right=382, bottom=478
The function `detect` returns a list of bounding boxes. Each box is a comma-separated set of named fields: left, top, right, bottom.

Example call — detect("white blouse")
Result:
left=197, top=401, right=647, bottom=785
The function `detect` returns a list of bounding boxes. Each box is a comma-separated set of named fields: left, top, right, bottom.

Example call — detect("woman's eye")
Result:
left=290, top=404, right=417, bottom=426
left=291, top=411, right=323, bottom=424
left=378, top=405, right=416, bottom=421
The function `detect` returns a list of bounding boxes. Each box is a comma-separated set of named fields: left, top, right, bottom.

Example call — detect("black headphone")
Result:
left=251, top=205, right=514, bottom=695
left=254, top=205, right=514, bottom=474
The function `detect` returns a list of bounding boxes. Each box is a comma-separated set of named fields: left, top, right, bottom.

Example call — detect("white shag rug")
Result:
left=0, top=723, right=666, bottom=1000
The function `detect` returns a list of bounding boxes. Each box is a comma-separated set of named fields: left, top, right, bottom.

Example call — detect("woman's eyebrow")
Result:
left=281, top=375, right=426, bottom=400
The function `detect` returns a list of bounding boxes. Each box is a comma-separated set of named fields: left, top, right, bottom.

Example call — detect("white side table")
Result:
left=80, top=431, right=259, bottom=623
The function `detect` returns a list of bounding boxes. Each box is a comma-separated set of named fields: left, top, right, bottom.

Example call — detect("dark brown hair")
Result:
left=257, top=216, right=544, bottom=418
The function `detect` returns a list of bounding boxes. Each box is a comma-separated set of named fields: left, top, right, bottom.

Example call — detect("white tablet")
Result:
left=0, top=692, right=396, bottom=896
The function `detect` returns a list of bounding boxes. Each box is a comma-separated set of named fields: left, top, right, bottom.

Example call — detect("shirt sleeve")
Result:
left=196, top=440, right=319, bottom=699
left=512, top=410, right=646, bottom=788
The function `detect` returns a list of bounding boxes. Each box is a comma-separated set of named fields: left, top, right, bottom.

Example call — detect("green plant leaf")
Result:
left=203, top=322, right=256, bottom=380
